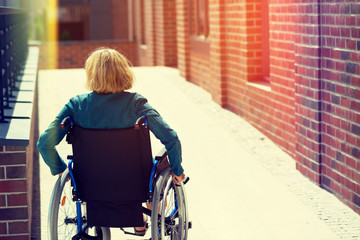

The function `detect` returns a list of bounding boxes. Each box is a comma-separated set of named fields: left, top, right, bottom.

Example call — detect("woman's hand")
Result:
left=173, top=173, right=185, bottom=184
left=58, top=170, right=71, bottom=182
left=58, top=171, right=64, bottom=177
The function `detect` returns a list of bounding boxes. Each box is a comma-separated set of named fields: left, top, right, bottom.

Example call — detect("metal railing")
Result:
left=0, top=8, right=28, bottom=122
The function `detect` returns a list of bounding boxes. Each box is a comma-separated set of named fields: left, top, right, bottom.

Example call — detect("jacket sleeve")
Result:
left=37, top=99, right=75, bottom=175
left=134, top=94, right=184, bottom=176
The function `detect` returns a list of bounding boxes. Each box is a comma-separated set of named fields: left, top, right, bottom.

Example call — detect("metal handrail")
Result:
left=0, top=8, right=28, bottom=123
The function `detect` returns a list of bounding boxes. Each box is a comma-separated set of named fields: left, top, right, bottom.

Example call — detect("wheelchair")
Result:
left=48, top=116, right=190, bottom=240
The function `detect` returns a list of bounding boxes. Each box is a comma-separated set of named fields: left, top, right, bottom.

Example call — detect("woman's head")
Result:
left=85, top=47, right=134, bottom=93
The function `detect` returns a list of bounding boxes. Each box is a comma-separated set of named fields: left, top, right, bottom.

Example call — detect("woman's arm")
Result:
left=37, top=101, right=74, bottom=175
left=135, top=95, right=184, bottom=177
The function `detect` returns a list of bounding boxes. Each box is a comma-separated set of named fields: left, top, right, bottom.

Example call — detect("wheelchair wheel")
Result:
left=48, top=169, right=111, bottom=240
left=151, top=168, right=189, bottom=240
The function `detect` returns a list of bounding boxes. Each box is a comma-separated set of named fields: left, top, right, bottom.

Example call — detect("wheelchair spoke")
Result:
left=159, top=179, right=183, bottom=240
left=48, top=171, right=78, bottom=239
left=49, top=170, right=111, bottom=240
left=63, top=227, right=77, bottom=240
left=57, top=179, right=79, bottom=239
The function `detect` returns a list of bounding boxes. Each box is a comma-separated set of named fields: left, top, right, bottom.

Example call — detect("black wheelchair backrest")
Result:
left=70, top=124, right=153, bottom=203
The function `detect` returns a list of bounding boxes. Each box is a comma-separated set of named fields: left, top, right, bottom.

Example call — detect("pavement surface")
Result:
left=37, top=67, right=360, bottom=240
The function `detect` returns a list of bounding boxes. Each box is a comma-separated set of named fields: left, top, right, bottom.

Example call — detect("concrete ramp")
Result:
left=38, top=67, right=360, bottom=239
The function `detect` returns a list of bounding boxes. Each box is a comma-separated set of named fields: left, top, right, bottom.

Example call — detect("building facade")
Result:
left=130, top=0, right=360, bottom=214
left=37, top=0, right=360, bottom=214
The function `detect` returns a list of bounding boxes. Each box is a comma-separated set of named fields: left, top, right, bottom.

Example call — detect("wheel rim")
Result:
left=160, top=178, right=184, bottom=240
left=49, top=170, right=109, bottom=239
left=55, top=172, right=81, bottom=239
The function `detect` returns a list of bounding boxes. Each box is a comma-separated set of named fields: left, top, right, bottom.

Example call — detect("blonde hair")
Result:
left=85, top=47, right=134, bottom=93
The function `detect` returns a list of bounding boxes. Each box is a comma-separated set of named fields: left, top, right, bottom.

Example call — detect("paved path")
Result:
left=38, top=67, right=360, bottom=239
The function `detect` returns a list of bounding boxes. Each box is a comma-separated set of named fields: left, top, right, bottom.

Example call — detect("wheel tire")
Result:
left=151, top=168, right=188, bottom=240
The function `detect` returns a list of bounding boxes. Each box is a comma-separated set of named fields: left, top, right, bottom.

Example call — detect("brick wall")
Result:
left=189, top=52, right=211, bottom=93
left=186, top=0, right=218, bottom=99
left=133, top=0, right=153, bottom=66
left=156, top=0, right=177, bottom=66
left=38, top=41, right=137, bottom=69
left=176, top=0, right=190, bottom=79
left=111, top=0, right=130, bottom=40
left=294, top=2, right=323, bottom=185
left=207, top=0, right=225, bottom=102
left=294, top=1, right=360, bottom=214
left=180, top=1, right=296, bottom=157
left=265, top=1, right=296, bottom=157
left=134, top=0, right=177, bottom=67
left=0, top=147, right=30, bottom=239
left=143, top=0, right=156, bottom=66
left=318, top=2, right=360, bottom=213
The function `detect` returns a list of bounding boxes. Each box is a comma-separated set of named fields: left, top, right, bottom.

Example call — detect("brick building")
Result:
left=39, top=0, right=360, bottom=214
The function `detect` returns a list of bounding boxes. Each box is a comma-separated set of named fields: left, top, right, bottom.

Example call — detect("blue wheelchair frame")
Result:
left=61, top=115, right=180, bottom=236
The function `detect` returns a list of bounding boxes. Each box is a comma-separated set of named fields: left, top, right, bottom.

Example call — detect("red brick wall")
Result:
left=0, top=147, right=30, bottom=240
left=244, top=1, right=263, bottom=82
left=134, top=0, right=177, bottom=67
left=265, top=1, right=296, bottom=156
left=318, top=2, right=360, bottom=213
left=294, top=2, right=322, bottom=185
left=133, top=0, right=149, bottom=66
left=208, top=0, right=226, bottom=104
left=133, top=0, right=155, bottom=66
left=38, top=41, right=137, bottom=69
left=186, top=1, right=221, bottom=100
left=158, top=0, right=177, bottom=66
left=176, top=0, right=190, bottom=79
left=293, top=1, right=360, bottom=214
left=111, top=0, right=130, bottom=40
left=189, top=52, right=211, bottom=92
left=144, top=0, right=156, bottom=66
left=181, top=1, right=296, bottom=157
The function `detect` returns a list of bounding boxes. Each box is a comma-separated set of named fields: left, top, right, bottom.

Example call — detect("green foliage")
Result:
left=30, top=9, right=47, bottom=41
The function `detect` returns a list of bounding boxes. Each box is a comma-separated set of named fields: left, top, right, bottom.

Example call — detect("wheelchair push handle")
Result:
left=134, top=115, right=148, bottom=129
left=175, top=176, right=190, bottom=186
left=183, top=176, right=190, bottom=185
left=60, top=116, right=74, bottom=129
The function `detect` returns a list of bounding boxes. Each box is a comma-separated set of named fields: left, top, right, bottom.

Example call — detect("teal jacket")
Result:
left=37, top=91, right=184, bottom=176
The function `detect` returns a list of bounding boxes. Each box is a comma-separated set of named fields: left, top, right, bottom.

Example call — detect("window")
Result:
left=58, top=5, right=90, bottom=41
left=194, top=0, right=209, bottom=38
left=140, top=0, right=146, bottom=45
left=190, top=0, right=209, bottom=54
left=58, top=0, right=114, bottom=41
left=246, top=0, right=271, bottom=89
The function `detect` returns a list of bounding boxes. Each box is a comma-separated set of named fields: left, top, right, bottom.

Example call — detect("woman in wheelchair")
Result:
left=38, top=48, right=188, bottom=239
